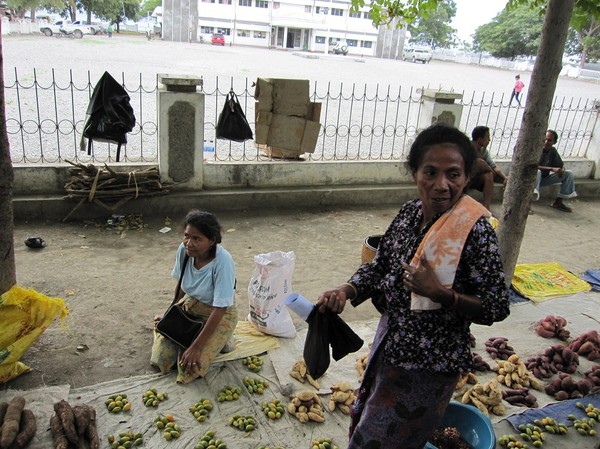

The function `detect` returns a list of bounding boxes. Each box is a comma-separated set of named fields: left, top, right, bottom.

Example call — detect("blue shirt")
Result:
left=171, top=243, right=236, bottom=308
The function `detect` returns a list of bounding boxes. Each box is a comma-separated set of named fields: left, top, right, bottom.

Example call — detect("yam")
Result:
left=0, top=396, right=26, bottom=449
left=71, top=404, right=92, bottom=435
left=52, top=400, right=77, bottom=445
left=83, top=405, right=99, bottom=449
left=49, top=412, right=69, bottom=449
left=12, top=409, right=36, bottom=449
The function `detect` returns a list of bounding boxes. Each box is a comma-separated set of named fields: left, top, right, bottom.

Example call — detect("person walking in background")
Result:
left=316, top=124, right=510, bottom=449
left=533, top=130, right=577, bottom=213
left=509, top=74, right=525, bottom=107
left=106, top=23, right=113, bottom=38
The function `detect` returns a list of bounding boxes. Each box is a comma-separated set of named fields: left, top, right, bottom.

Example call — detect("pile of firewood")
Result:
left=63, top=161, right=171, bottom=201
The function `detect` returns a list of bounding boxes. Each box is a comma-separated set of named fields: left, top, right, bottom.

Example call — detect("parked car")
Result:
left=402, top=47, right=432, bottom=64
left=211, top=33, right=225, bottom=45
left=72, top=20, right=105, bottom=35
left=328, top=40, right=348, bottom=56
left=39, top=20, right=92, bottom=38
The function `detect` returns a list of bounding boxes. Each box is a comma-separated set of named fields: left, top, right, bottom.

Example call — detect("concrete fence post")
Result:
left=585, top=100, right=600, bottom=180
left=157, top=74, right=205, bottom=188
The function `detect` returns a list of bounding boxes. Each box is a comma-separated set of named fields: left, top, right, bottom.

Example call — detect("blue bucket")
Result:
left=425, top=401, right=496, bottom=449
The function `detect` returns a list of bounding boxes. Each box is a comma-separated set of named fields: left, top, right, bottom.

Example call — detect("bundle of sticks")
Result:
left=63, top=161, right=170, bottom=202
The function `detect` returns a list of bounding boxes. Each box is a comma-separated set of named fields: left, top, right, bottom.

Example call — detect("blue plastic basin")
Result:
left=425, top=401, right=496, bottom=449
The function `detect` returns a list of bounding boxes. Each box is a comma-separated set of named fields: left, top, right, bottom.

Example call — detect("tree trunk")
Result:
left=498, top=0, right=575, bottom=283
left=0, top=25, right=17, bottom=295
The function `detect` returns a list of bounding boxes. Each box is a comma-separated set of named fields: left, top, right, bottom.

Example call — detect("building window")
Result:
left=273, top=1, right=280, bottom=8
left=254, top=31, right=265, bottom=38
left=304, top=5, right=311, bottom=13
left=361, top=40, right=372, bottom=48
left=239, top=0, right=251, bottom=6
left=363, top=11, right=369, bottom=19
left=218, top=0, right=232, bottom=4
left=201, top=0, right=215, bottom=3
left=315, top=36, right=325, bottom=44
left=346, top=39, right=357, bottom=47
left=316, top=6, right=328, bottom=14
left=217, top=28, right=231, bottom=35
left=349, top=11, right=360, bottom=18
left=331, top=8, right=343, bottom=16
left=256, top=0, right=268, bottom=7
left=237, top=29, right=250, bottom=36
left=200, top=26, right=214, bottom=33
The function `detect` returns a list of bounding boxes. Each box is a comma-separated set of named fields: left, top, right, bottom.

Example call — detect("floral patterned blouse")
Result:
left=349, top=198, right=510, bottom=373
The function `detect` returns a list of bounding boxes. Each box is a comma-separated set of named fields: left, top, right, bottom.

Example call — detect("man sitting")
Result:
left=467, top=126, right=508, bottom=211
left=533, top=130, right=577, bottom=213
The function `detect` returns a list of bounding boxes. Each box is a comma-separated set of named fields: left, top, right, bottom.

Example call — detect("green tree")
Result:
left=407, top=0, right=457, bottom=48
left=138, top=0, right=161, bottom=20
left=92, top=0, right=140, bottom=31
left=566, top=13, right=600, bottom=66
left=473, top=2, right=544, bottom=60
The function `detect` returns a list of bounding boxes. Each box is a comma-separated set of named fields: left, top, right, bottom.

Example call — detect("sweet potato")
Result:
left=71, top=404, right=92, bottom=435
left=0, top=402, right=8, bottom=427
left=83, top=405, right=99, bottom=449
left=0, top=396, right=26, bottom=449
left=52, top=400, right=77, bottom=445
left=12, top=409, right=36, bottom=449
left=49, top=412, right=69, bottom=449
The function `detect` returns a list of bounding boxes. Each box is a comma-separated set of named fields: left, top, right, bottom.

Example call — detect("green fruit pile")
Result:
left=189, top=398, right=214, bottom=422
left=217, top=386, right=242, bottom=402
left=142, top=388, right=168, bottom=407
left=244, top=376, right=269, bottom=394
left=497, top=435, right=528, bottom=448
left=569, top=401, right=599, bottom=436
left=516, top=423, right=546, bottom=447
left=105, top=393, right=131, bottom=414
left=262, top=399, right=285, bottom=420
left=310, top=438, right=338, bottom=449
left=531, top=417, right=568, bottom=435
left=242, top=355, right=264, bottom=373
left=154, top=414, right=181, bottom=441
left=194, top=430, right=227, bottom=449
left=229, top=414, right=257, bottom=432
left=107, top=430, right=144, bottom=448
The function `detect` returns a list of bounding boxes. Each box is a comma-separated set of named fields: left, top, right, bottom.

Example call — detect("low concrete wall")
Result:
left=12, top=158, right=595, bottom=195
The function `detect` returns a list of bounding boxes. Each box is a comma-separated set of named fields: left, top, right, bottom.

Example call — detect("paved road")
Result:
left=3, top=33, right=599, bottom=100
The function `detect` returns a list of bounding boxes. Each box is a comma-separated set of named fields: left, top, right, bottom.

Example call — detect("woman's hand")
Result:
left=179, top=348, right=202, bottom=375
left=401, top=258, right=446, bottom=303
left=316, top=287, right=349, bottom=314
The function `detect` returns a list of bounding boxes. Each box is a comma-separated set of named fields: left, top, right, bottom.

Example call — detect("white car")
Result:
left=402, top=47, right=432, bottom=64
left=39, top=20, right=92, bottom=38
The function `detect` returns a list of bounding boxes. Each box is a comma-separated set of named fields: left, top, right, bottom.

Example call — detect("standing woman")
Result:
left=152, top=210, right=237, bottom=384
left=317, top=124, right=510, bottom=449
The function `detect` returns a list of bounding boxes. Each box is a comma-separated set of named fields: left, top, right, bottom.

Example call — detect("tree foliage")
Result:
left=565, top=13, right=600, bottom=65
left=473, top=2, right=544, bottom=59
left=138, top=0, right=160, bottom=20
left=407, top=0, right=456, bottom=48
left=91, top=0, right=140, bottom=27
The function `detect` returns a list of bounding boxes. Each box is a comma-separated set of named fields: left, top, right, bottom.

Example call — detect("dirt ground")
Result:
left=3, top=195, right=599, bottom=392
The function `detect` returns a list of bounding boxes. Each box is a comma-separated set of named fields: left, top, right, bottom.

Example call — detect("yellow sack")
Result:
left=0, top=285, right=69, bottom=383
left=512, top=262, right=591, bottom=302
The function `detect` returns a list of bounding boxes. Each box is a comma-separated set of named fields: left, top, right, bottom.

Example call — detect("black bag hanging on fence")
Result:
left=215, top=90, right=253, bottom=142
left=81, top=71, right=136, bottom=162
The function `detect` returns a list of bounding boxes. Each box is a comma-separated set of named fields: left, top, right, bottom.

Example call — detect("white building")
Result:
left=161, top=0, right=407, bottom=58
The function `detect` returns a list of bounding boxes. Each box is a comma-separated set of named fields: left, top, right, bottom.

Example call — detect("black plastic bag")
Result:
left=303, top=308, right=364, bottom=379
left=81, top=71, right=136, bottom=162
left=215, top=91, right=253, bottom=142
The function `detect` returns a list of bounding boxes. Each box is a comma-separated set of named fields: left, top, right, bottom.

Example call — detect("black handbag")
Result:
left=156, top=255, right=205, bottom=348
left=215, top=90, right=253, bottom=142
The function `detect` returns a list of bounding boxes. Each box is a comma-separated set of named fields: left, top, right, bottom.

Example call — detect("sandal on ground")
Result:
left=551, top=202, right=572, bottom=213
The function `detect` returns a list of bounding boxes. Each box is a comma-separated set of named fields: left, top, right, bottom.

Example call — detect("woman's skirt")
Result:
left=348, top=349, right=459, bottom=449
left=151, top=296, right=238, bottom=383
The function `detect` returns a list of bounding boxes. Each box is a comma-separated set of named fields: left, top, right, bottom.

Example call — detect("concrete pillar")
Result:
left=157, top=74, right=205, bottom=188
left=418, top=89, right=464, bottom=129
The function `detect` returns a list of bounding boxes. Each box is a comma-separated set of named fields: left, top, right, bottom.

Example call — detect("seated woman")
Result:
left=151, top=210, right=237, bottom=384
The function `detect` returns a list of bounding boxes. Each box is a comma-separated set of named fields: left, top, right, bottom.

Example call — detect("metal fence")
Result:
left=5, top=69, right=597, bottom=165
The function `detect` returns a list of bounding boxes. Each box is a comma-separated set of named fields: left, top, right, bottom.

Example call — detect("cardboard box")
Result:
left=271, top=78, right=310, bottom=117
left=267, top=114, right=306, bottom=152
left=254, top=78, right=273, bottom=111
left=301, top=119, right=321, bottom=154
